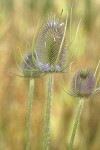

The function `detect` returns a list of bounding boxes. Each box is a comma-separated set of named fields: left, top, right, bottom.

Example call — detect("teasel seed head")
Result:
left=71, top=68, right=96, bottom=98
left=35, top=15, right=68, bottom=72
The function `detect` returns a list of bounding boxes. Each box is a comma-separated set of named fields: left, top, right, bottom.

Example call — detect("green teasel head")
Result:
left=71, top=69, right=96, bottom=98
left=22, top=52, right=45, bottom=78
left=16, top=13, right=74, bottom=78
left=35, top=14, right=69, bottom=73
left=64, top=60, right=100, bottom=99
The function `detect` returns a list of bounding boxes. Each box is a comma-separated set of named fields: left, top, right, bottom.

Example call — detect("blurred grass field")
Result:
left=0, top=0, right=100, bottom=150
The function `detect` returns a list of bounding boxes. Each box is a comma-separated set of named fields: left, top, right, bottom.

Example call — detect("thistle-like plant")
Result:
left=15, top=12, right=76, bottom=150
left=34, top=14, right=77, bottom=150
left=64, top=61, right=100, bottom=150
left=21, top=51, right=46, bottom=150
left=35, top=15, right=69, bottom=150
left=21, top=52, right=36, bottom=150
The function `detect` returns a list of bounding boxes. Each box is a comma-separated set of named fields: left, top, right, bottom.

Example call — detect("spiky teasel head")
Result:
left=22, top=52, right=45, bottom=78
left=66, top=63, right=100, bottom=99
left=35, top=14, right=71, bottom=73
left=15, top=13, right=75, bottom=78
left=71, top=69, right=96, bottom=98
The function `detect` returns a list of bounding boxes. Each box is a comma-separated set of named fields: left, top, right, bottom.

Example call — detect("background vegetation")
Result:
left=0, top=0, right=100, bottom=149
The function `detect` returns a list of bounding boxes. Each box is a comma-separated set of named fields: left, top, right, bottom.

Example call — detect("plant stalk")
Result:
left=43, top=75, right=53, bottom=150
left=26, top=78, right=34, bottom=150
left=69, top=99, right=84, bottom=150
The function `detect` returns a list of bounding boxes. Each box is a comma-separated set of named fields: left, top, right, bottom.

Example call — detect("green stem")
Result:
left=69, top=99, right=84, bottom=150
left=43, top=76, right=53, bottom=150
left=26, top=78, right=34, bottom=150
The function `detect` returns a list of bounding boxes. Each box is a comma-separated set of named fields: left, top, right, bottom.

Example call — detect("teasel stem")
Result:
left=43, top=75, right=53, bottom=150
left=68, top=99, right=85, bottom=150
left=26, top=78, right=34, bottom=150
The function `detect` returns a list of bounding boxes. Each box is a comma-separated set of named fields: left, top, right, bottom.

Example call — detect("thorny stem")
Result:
left=43, top=75, right=53, bottom=150
left=26, top=78, right=34, bottom=150
left=68, top=99, right=85, bottom=150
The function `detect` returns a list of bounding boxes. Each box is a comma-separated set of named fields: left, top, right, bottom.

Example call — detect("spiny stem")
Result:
left=69, top=99, right=84, bottom=150
left=26, top=78, right=34, bottom=150
left=43, top=75, right=53, bottom=150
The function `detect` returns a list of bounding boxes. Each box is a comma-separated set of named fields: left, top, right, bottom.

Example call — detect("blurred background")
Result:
left=0, top=0, right=100, bottom=149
